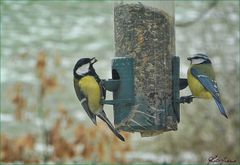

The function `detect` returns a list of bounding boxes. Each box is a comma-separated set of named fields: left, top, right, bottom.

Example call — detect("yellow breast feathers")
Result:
left=79, top=76, right=102, bottom=113
left=187, top=68, right=212, bottom=99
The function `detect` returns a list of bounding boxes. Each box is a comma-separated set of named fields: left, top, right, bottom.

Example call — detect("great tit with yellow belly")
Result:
left=187, top=53, right=228, bottom=118
left=73, top=57, right=125, bottom=141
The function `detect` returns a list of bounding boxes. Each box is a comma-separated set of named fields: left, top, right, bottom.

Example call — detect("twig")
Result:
left=176, top=1, right=219, bottom=28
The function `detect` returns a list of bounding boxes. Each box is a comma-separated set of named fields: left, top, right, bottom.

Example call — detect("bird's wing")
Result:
left=74, top=78, right=97, bottom=124
left=191, top=68, right=228, bottom=118
left=97, top=111, right=125, bottom=141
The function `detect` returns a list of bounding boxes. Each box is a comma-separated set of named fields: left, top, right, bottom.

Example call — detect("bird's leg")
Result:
left=180, top=95, right=195, bottom=104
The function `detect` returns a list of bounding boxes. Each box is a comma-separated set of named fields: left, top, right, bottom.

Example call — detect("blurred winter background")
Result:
left=1, top=0, right=239, bottom=164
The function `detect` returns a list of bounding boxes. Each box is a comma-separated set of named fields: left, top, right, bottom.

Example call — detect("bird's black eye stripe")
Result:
left=193, top=56, right=206, bottom=59
left=192, top=57, right=201, bottom=59
left=192, top=56, right=209, bottom=61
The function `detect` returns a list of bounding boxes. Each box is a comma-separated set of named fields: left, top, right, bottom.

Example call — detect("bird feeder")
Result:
left=102, top=1, right=179, bottom=137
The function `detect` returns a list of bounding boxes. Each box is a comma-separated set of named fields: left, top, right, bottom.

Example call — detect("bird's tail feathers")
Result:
left=213, top=97, right=228, bottom=119
left=97, top=111, right=125, bottom=141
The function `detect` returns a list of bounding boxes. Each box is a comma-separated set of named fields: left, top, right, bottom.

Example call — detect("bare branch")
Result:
left=176, top=1, right=219, bottom=28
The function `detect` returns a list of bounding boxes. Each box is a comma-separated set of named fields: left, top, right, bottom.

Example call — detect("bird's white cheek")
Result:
left=76, top=67, right=89, bottom=75
left=192, top=59, right=205, bottom=64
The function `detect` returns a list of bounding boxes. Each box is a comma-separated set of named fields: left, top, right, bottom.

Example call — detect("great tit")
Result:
left=73, top=57, right=125, bottom=141
left=187, top=53, right=228, bottom=118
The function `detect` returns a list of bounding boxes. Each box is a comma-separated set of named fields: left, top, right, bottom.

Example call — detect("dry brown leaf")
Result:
left=36, top=50, right=46, bottom=79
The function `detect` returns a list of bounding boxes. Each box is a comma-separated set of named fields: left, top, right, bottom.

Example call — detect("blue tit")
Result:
left=73, top=57, right=125, bottom=141
left=187, top=53, right=228, bottom=118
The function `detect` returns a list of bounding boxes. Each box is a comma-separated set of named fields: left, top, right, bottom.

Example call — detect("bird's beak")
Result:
left=90, top=57, right=97, bottom=64
left=187, top=57, right=193, bottom=64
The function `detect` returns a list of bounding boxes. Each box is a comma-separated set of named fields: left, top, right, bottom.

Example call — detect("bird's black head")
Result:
left=73, top=57, right=97, bottom=79
left=187, top=53, right=212, bottom=65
